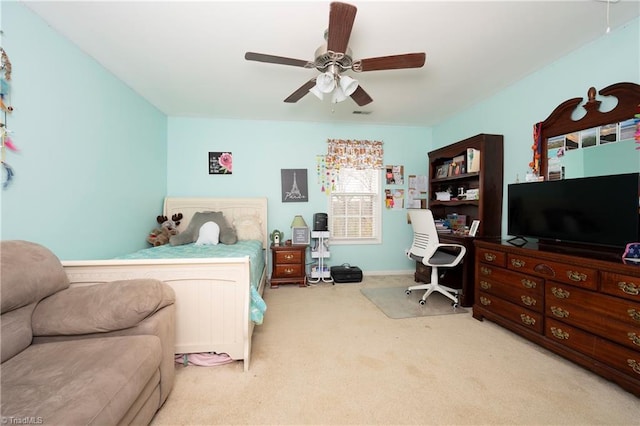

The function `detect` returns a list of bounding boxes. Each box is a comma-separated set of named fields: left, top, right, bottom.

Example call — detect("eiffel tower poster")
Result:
left=281, top=169, right=308, bottom=203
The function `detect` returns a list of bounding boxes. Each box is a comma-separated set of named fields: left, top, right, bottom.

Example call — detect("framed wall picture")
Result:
left=209, top=152, right=232, bottom=174
left=281, top=169, right=308, bottom=202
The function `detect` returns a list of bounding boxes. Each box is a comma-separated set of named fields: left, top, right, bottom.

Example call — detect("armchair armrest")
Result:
left=32, top=279, right=175, bottom=336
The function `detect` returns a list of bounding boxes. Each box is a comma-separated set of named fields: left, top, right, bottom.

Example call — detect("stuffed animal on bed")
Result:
left=147, top=213, right=184, bottom=246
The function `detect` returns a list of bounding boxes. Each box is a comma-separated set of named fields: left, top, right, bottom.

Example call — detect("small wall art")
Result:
left=209, top=152, right=233, bottom=174
left=281, top=169, right=308, bottom=202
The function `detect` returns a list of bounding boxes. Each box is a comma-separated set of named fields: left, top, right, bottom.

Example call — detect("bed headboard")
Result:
left=163, top=197, right=269, bottom=248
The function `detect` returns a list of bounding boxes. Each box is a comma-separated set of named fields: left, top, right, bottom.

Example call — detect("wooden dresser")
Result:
left=270, top=244, right=307, bottom=288
left=473, top=239, right=640, bottom=396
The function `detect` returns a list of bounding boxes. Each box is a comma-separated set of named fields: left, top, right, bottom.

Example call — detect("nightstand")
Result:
left=270, top=244, right=307, bottom=288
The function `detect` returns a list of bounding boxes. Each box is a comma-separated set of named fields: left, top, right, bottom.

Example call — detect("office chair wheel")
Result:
left=452, top=302, right=459, bottom=308
left=405, top=290, right=411, bottom=295
left=419, top=299, right=426, bottom=305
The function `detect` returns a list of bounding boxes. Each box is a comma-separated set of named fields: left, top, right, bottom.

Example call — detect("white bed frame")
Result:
left=61, top=197, right=268, bottom=371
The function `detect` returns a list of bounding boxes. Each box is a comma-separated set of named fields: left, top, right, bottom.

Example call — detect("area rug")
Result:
left=360, top=286, right=468, bottom=319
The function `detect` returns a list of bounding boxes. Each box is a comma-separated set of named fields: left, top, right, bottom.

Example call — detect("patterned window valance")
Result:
left=326, top=139, right=384, bottom=169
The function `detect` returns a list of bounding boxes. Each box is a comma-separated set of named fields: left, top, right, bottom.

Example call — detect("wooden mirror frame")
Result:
left=535, top=82, right=640, bottom=179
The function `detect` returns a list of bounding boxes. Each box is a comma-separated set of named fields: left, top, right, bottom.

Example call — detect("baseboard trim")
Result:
left=363, top=270, right=414, bottom=276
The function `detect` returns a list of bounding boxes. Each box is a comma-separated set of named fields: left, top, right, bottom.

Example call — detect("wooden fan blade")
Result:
left=245, top=52, right=312, bottom=68
left=350, top=85, right=373, bottom=106
left=327, top=2, right=357, bottom=54
left=284, top=79, right=317, bottom=103
left=355, top=53, right=426, bottom=72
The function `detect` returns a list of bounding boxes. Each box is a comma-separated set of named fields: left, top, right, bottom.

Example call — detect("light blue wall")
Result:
left=167, top=118, right=430, bottom=272
left=433, top=17, right=640, bottom=238
left=2, top=2, right=637, bottom=270
left=0, top=2, right=168, bottom=259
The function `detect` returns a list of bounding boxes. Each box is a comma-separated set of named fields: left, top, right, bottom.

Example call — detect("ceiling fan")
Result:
left=244, top=1, right=426, bottom=106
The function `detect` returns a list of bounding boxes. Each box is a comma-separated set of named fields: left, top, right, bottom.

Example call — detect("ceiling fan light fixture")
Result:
left=339, top=75, right=358, bottom=96
left=309, top=84, right=324, bottom=100
left=316, top=72, right=337, bottom=93
left=331, top=86, right=348, bottom=104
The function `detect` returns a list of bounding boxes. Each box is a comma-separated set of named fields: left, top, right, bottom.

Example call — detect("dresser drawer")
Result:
left=478, top=292, right=543, bottom=333
left=545, top=288, right=640, bottom=351
left=478, top=264, right=543, bottom=296
left=545, top=318, right=596, bottom=356
left=476, top=247, right=506, bottom=267
left=478, top=275, right=543, bottom=313
left=594, top=335, right=640, bottom=380
left=273, top=263, right=304, bottom=278
left=274, top=249, right=304, bottom=265
left=601, top=272, right=640, bottom=302
left=507, top=254, right=597, bottom=290
left=546, top=282, right=640, bottom=329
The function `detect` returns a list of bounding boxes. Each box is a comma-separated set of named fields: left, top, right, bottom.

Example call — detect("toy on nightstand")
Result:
left=147, top=213, right=183, bottom=246
left=270, top=229, right=284, bottom=246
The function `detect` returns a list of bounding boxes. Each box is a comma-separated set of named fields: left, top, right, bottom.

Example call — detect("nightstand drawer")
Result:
left=275, top=250, right=304, bottom=264
left=273, top=264, right=305, bottom=278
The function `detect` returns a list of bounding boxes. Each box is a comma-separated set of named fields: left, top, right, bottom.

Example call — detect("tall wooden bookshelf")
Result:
left=428, top=133, right=504, bottom=238
left=414, top=133, right=504, bottom=306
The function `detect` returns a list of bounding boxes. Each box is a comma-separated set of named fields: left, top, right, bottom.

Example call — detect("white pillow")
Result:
left=195, top=221, right=220, bottom=245
left=233, top=214, right=263, bottom=241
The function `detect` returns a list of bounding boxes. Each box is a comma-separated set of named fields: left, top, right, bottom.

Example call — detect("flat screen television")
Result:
left=507, top=173, right=640, bottom=250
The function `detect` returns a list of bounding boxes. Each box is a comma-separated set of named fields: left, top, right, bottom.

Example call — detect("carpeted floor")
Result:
left=360, top=286, right=468, bottom=318
left=151, top=274, right=640, bottom=425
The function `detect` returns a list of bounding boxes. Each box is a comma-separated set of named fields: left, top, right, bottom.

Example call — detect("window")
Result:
left=329, top=168, right=381, bottom=244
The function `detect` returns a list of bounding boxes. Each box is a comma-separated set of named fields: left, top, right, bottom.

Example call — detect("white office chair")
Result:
left=405, top=209, right=466, bottom=307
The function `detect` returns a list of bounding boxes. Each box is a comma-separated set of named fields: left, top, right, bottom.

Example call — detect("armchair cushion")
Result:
left=32, top=279, right=175, bottom=336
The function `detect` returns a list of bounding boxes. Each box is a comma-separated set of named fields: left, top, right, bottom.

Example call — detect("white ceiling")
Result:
left=22, top=0, right=640, bottom=127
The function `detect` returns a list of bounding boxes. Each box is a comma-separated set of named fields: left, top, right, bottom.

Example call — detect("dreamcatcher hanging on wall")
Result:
left=1, top=46, right=17, bottom=189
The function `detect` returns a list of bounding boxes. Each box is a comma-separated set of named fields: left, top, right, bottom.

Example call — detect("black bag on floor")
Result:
left=330, top=264, right=363, bottom=283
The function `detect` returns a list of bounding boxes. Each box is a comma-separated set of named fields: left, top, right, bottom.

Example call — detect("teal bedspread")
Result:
left=116, top=240, right=267, bottom=324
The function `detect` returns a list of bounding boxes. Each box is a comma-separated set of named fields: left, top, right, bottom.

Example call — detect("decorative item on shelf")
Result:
left=290, top=215, right=310, bottom=245
left=435, top=191, right=451, bottom=201
left=270, top=229, right=284, bottom=246
left=465, top=188, right=479, bottom=200
left=466, top=148, right=480, bottom=173
left=469, top=220, right=480, bottom=237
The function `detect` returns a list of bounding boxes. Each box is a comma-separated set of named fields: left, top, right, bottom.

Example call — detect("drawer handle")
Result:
left=550, top=327, right=569, bottom=340
left=551, top=287, right=570, bottom=299
left=628, top=359, right=640, bottom=375
left=480, top=296, right=491, bottom=306
left=521, top=295, right=537, bottom=307
left=567, top=270, right=587, bottom=282
left=480, top=266, right=492, bottom=276
left=550, top=306, right=569, bottom=318
left=628, top=309, right=640, bottom=322
left=628, top=333, right=640, bottom=347
left=618, top=281, right=639, bottom=296
left=520, top=314, right=536, bottom=326
left=284, top=254, right=295, bottom=261
left=511, top=259, right=525, bottom=268
left=284, top=268, right=294, bottom=274
left=533, top=263, right=555, bottom=276
left=521, top=279, right=537, bottom=289
left=480, top=280, right=491, bottom=290
left=484, top=253, right=496, bottom=262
